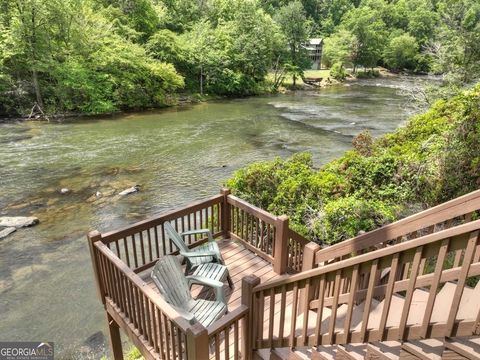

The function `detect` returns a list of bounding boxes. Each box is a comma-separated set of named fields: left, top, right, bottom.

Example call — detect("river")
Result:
left=0, top=77, right=421, bottom=358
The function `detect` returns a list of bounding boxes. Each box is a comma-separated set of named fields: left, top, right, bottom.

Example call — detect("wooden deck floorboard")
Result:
left=141, top=238, right=282, bottom=312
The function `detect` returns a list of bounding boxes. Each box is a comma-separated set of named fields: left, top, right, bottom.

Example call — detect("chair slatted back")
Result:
left=151, top=255, right=191, bottom=308
left=164, top=222, right=189, bottom=253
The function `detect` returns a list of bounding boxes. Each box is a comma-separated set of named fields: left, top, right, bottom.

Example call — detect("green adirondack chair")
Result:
left=151, top=255, right=228, bottom=327
left=163, top=221, right=233, bottom=288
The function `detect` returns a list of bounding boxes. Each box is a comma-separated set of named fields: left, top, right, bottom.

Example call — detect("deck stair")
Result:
left=87, top=189, right=480, bottom=360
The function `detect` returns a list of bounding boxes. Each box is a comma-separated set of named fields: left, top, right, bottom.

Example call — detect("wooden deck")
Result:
left=138, top=239, right=281, bottom=312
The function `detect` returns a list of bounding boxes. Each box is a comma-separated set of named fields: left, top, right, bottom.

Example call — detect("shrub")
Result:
left=226, top=84, right=480, bottom=245
left=330, top=62, right=347, bottom=81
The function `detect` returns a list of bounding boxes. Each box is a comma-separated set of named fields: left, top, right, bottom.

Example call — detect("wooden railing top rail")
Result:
left=101, top=194, right=224, bottom=243
left=206, top=305, right=249, bottom=336
left=315, top=189, right=480, bottom=264
left=253, top=218, right=480, bottom=292
left=95, top=240, right=192, bottom=332
left=227, top=194, right=277, bottom=224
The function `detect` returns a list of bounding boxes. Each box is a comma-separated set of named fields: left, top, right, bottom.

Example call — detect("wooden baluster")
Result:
left=327, top=271, right=342, bottom=344
left=154, top=226, right=159, bottom=259
left=163, top=314, right=170, bottom=358
left=114, top=239, right=121, bottom=258
left=302, top=278, right=311, bottom=346
left=147, top=229, right=153, bottom=263
left=123, top=237, right=130, bottom=268
left=379, top=253, right=399, bottom=340
left=139, top=231, right=146, bottom=266
left=314, top=275, right=326, bottom=346
left=87, top=231, right=106, bottom=305
left=170, top=322, right=177, bottom=360
left=268, top=288, right=275, bottom=349
left=157, top=309, right=165, bottom=358
left=289, top=282, right=299, bottom=347
left=453, top=249, right=463, bottom=268
left=421, top=238, right=449, bottom=338
left=234, top=320, right=239, bottom=360
left=131, top=235, right=139, bottom=268
left=177, top=327, right=183, bottom=360
left=225, top=325, right=230, bottom=360
left=145, top=296, right=151, bottom=345
left=360, top=260, right=378, bottom=343
left=278, top=285, right=286, bottom=341
left=446, top=231, right=479, bottom=336
left=151, top=303, right=158, bottom=354
left=399, top=246, right=423, bottom=339
left=214, top=333, right=220, bottom=360
left=344, top=265, right=359, bottom=344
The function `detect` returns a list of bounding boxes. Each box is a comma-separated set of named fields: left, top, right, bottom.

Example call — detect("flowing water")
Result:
left=0, top=77, right=421, bottom=358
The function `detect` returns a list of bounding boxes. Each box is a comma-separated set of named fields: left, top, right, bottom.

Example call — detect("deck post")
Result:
left=106, top=313, right=124, bottom=360
left=88, top=230, right=106, bottom=305
left=242, top=275, right=261, bottom=360
left=221, top=188, right=231, bottom=238
left=300, top=242, right=322, bottom=315
left=273, top=215, right=289, bottom=274
left=186, top=323, right=209, bottom=360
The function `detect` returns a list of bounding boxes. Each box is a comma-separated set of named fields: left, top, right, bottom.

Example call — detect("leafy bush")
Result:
left=330, top=62, right=347, bottom=81
left=226, top=85, right=480, bottom=245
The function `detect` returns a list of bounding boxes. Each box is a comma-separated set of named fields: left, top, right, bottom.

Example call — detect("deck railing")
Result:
left=247, top=217, right=480, bottom=353
left=88, top=189, right=311, bottom=360
left=313, top=189, right=480, bottom=267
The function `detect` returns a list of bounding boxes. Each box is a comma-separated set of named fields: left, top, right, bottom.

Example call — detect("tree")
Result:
left=383, top=33, right=419, bottom=71
left=322, top=29, right=356, bottom=68
left=342, top=5, right=387, bottom=72
left=274, top=1, right=311, bottom=86
left=431, top=0, right=480, bottom=84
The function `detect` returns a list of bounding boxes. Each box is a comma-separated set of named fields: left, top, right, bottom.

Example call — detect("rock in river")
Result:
left=0, top=216, right=40, bottom=228
left=0, top=227, right=16, bottom=239
left=119, top=185, right=140, bottom=196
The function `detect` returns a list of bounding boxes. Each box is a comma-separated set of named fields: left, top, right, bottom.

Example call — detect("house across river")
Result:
left=305, top=38, right=323, bottom=70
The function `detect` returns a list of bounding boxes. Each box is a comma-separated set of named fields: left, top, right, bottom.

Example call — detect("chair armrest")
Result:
left=180, top=250, right=217, bottom=258
left=186, top=275, right=226, bottom=304
left=181, top=229, right=214, bottom=242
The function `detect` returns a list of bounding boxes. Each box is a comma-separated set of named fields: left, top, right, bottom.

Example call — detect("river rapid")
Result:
left=0, top=77, right=423, bottom=358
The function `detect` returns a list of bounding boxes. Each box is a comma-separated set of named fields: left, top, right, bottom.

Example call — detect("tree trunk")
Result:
left=32, top=69, right=44, bottom=109
left=293, top=74, right=296, bottom=87
left=200, top=65, right=203, bottom=95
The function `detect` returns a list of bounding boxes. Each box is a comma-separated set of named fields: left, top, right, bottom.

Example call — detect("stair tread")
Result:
left=313, top=345, right=336, bottom=360
left=338, top=343, right=366, bottom=360
left=445, top=336, right=480, bottom=360
left=367, top=341, right=401, bottom=360
left=431, top=281, right=479, bottom=323
left=402, top=338, right=444, bottom=360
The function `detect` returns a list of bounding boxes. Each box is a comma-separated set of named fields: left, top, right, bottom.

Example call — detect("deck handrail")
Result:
left=315, top=189, right=480, bottom=265
left=249, top=218, right=480, bottom=350
left=87, top=189, right=313, bottom=360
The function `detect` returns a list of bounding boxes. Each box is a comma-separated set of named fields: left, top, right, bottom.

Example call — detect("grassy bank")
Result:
left=226, top=84, right=480, bottom=245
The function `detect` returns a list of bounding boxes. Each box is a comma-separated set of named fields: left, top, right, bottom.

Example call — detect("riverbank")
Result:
left=1, top=69, right=425, bottom=124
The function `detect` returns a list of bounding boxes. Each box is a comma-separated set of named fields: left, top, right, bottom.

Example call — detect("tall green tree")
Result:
left=342, top=5, right=387, bottom=71
left=274, top=1, right=311, bottom=86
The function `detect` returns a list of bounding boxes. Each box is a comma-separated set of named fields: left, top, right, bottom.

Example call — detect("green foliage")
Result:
left=383, top=33, right=419, bottom=71
left=330, top=62, right=347, bottom=80
left=227, top=85, right=480, bottom=244
left=321, top=30, right=356, bottom=69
